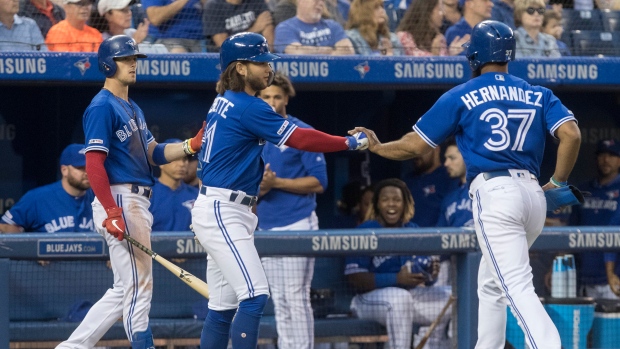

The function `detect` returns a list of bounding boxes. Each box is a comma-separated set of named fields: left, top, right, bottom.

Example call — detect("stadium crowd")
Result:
left=2, top=0, right=620, bottom=55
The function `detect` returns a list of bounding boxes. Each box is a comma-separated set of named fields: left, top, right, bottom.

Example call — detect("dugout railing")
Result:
left=1, top=227, right=620, bottom=349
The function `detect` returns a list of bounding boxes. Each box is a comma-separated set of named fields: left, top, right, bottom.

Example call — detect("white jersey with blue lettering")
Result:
left=414, top=72, right=575, bottom=183
left=199, top=90, right=298, bottom=196
left=414, top=72, right=575, bottom=349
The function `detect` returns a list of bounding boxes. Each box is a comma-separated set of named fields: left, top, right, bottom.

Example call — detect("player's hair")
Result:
left=269, top=72, right=296, bottom=97
left=346, top=0, right=391, bottom=51
left=444, top=137, right=457, bottom=148
left=397, top=0, right=441, bottom=53
left=216, top=62, right=247, bottom=94
left=514, top=0, right=546, bottom=27
left=365, top=178, right=415, bottom=224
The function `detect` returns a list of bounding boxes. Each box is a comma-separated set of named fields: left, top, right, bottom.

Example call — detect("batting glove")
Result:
left=544, top=185, right=589, bottom=212
left=103, top=207, right=125, bottom=241
left=183, top=121, right=206, bottom=155
left=346, top=132, right=369, bottom=151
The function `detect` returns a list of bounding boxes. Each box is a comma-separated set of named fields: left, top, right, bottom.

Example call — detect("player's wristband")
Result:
left=152, top=143, right=167, bottom=165
left=182, top=139, right=196, bottom=155
left=374, top=273, right=398, bottom=288
left=550, top=176, right=568, bottom=188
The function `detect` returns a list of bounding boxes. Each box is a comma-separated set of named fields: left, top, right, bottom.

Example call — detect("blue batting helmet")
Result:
left=219, top=32, right=280, bottom=73
left=463, top=20, right=515, bottom=71
left=98, top=35, right=146, bottom=78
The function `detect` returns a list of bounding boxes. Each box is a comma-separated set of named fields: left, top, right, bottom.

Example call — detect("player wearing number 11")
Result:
left=351, top=20, right=581, bottom=349
left=191, top=32, right=366, bottom=349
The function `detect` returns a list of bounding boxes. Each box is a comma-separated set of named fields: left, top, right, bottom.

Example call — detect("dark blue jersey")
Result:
left=149, top=180, right=198, bottom=231
left=403, top=166, right=459, bottom=227
left=437, top=183, right=473, bottom=227
left=1, top=181, right=94, bottom=232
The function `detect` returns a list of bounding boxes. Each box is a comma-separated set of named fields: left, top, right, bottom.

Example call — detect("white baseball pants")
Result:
left=470, top=170, right=561, bottom=349
left=57, top=185, right=153, bottom=349
left=191, top=187, right=269, bottom=311
left=350, top=285, right=452, bottom=349
left=261, top=212, right=318, bottom=349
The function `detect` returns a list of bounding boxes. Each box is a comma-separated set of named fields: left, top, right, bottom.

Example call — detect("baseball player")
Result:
left=570, top=139, right=620, bottom=299
left=351, top=20, right=581, bottom=349
left=256, top=72, right=327, bottom=349
left=436, top=139, right=473, bottom=228
left=56, top=35, right=204, bottom=349
left=0, top=143, right=94, bottom=233
left=344, top=178, right=451, bottom=349
left=190, top=32, right=367, bottom=349
left=150, top=138, right=199, bottom=232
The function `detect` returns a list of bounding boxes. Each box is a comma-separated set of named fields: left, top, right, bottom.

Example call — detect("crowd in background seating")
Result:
left=2, top=0, right=620, bottom=56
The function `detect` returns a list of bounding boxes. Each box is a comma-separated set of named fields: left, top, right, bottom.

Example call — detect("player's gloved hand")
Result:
left=183, top=121, right=206, bottom=155
left=544, top=185, right=589, bottom=212
left=346, top=132, right=368, bottom=151
left=102, top=207, right=125, bottom=241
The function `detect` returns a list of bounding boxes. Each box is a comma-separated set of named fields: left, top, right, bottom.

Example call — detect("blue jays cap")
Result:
left=60, top=144, right=86, bottom=167
left=596, top=139, right=620, bottom=157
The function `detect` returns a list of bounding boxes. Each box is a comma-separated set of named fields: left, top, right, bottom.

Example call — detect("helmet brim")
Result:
left=116, top=52, right=148, bottom=59
left=249, top=52, right=281, bottom=63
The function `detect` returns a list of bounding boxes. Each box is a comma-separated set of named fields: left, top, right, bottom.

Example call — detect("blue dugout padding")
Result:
left=1, top=227, right=620, bottom=349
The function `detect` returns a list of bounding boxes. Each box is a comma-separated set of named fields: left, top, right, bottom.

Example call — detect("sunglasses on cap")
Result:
left=525, top=7, right=545, bottom=15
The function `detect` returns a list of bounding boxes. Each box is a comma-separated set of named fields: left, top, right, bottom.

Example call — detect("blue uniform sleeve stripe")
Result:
left=549, top=116, right=577, bottom=138
left=413, top=125, right=438, bottom=148
left=277, top=124, right=298, bottom=147
left=344, top=267, right=369, bottom=275
left=147, top=136, right=155, bottom=144
left=85, top=145, right=109, bottom=153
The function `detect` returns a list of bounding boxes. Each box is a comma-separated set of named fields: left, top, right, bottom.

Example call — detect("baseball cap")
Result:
left=596, top=139, right=620, bottom=157
left=98, top=0, right=133, bottom=15
left=60, top=144, right=87, bottom=167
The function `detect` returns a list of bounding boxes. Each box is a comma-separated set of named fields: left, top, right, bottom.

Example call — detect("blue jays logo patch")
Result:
left=354, top=61, right=370, bottom=78
left=74, top=58, right=91, bottom=76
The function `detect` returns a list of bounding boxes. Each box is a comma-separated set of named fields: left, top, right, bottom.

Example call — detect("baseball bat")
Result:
left=414, top=295, right=455, bottom=349
left=123, top=234, right=210, bottom=299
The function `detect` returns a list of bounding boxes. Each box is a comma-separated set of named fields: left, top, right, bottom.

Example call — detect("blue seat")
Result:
left=601, top=10, right=620, bottom=31
left=562, top=9, right=604, bottom=31
left=569, top=30, right=620, bottom=56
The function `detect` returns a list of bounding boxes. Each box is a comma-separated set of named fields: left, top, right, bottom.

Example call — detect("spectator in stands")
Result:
left=272, top=0, right=348, bottom=27
left=93, top=0, right=149, bottom=44
left=149, top=138, right=198, bottom=232
left=402, top=146, right=459, bottom=227
left=0, top=0, right=46, bottom=50
left=345, top=0, right=403, bottom=55
left=444, top=0, right=492, bottom=54
left=203, top=0, right=273, bottom=51
left=274, top=0, right=355, bottom=55
left=18, top=0, right=64, bottom=37
left=514, top=0, right=561, bottom=57
left=571, top=139, right=620, bottom=299
left=440, top=0, right=462, bottom=33
left=491, top=0, right=515, bottom=29
left=397, top=0, right=463, bottom=56
left=257, top=72, right=327, bottom=349
left=45, top=0, right=102, bottom=52
left=0, top=144, right=94, bottom=233
left=542, top=9, right=571, bottom=56
left=344, top=178, right=452, bottom=349
left=142, top=0, right=203, bottom=52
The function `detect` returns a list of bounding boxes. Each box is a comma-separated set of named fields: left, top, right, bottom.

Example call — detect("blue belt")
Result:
left=199, top=186, right=258, bottom=208
left=482, top=170, right=536, bottom=180
left=130, top=184, right=152, bottom=199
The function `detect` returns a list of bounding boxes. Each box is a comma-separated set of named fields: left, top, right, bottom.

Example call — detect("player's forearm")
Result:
left=85, top=151, right=117, bottom=210
left=146, top=1, right=187, bottom=26
left=0, top=223, right=24, bottom=233
left=285, top=128, right=348, bottom=152
left=552, top=121, right=581, bottom=183
left=274, top=176, right=324, bottom=194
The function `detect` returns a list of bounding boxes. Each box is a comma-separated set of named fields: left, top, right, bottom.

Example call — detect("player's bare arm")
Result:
left=542, top=120, right=581, bottom=191
left=349, top=127, right=433, bottom=160
left=0, top=223, right=24, bottom=233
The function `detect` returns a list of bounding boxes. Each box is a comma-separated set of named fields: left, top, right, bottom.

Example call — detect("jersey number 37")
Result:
left=480, top=108, right=536, bottom=152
